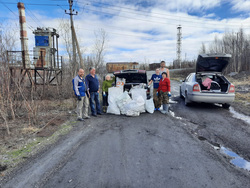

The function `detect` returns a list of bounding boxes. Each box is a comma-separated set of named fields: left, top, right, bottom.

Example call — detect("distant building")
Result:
left=106, top=62, right=139, bottom=73
left=149, top=63, right=161, bottom=70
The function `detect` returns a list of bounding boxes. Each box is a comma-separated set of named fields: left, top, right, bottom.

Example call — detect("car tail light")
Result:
left=193, top=84, right=200, bottom=92
left=229, top=84, right=235, bottom=93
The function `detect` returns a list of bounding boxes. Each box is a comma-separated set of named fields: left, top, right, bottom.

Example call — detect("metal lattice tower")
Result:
left=177, top=25, right=182, bottom=68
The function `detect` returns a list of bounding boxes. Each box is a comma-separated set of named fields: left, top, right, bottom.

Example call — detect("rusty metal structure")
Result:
left=106, top=62, right=139, bottom=73
left=8, top=2, right=62, bottom=94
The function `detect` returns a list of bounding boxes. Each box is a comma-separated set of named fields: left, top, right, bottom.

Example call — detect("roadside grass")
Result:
left=0, top=121, right=75, bottom=176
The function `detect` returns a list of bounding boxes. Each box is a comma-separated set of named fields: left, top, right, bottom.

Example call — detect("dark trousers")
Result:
left=103, top=92, right=109, bottom=107
left=89, top=92, right=101, bottom=115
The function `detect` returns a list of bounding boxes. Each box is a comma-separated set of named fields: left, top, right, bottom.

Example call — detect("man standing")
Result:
left=72, top=68, right=90, bottom=121
left=159, top=61, right=170, bottom=79
left=85, top=67, right=102, bottom=116
left=148, top=68, right=162, bottom=111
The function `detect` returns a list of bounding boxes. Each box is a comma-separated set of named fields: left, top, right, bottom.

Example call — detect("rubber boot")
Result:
left=166, top=104, right=170, bottom=113
left=161, top=104, right=167, bottom=114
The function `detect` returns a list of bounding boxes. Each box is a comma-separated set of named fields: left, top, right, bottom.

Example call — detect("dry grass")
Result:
left=235, top=93, right=250, bottom=103
left=21, top=127, right=40, bottom=134
left=228, top=75, right=250, bottom=86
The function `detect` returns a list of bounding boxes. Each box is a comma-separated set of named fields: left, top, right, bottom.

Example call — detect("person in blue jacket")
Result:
left=85, top=67, right=102, bottom=116
left=73, top=68, right=90, bottom=121
left=148, top=68, right=162, bottom=111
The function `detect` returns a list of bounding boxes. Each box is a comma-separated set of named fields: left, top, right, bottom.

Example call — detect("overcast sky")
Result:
left=1, top=0, right=250, bottom=65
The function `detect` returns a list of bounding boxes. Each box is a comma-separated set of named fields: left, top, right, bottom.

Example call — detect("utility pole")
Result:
left=177, top=25, right=182, bottom=69
left=65, top=0, right=78, bottom=73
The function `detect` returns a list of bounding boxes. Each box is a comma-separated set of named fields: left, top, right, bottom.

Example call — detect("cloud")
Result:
left=2, top=0, right=250, bottom=65
left=231, top=0, right=250, bottom=13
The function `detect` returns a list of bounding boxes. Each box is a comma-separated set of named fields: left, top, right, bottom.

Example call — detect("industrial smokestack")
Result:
left=17, top=2, right=30, bottom=68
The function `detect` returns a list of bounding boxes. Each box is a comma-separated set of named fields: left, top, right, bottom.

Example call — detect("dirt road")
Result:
left=1, top=81, right=250, bottom=188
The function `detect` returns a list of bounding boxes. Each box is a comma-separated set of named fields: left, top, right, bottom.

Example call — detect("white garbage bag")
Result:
left=146, top=98, right=154, bottom=114
left=116, top=91, right=132, bottom=115
left=107, top=87, right=123, bottom=115
left=130, top=88, right=147, bottom=112
left=124, top=96, right=145, bottom=116
left=130, top=88, right=147, bottom=102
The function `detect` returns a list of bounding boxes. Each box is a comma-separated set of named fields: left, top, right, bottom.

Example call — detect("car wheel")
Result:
left=180, top=87, right=184, bottom=99
left=184, top=91, right=191, bottom=106
left=222, top=103, right=230, bottom=109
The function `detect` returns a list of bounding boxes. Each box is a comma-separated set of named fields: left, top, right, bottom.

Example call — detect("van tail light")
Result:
left=193, top=84, right=200, bottom=92
left=229, top=84, right=235, bottom=93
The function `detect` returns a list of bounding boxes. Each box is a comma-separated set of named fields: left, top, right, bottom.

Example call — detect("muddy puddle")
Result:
left=229, top=107, right=250, bottom=124
left=196, top=133, right=250, bottom=172
left=220, top=146, right=250, bottom=172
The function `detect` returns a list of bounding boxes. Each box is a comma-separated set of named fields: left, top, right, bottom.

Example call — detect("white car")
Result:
left=180, top=53, right=235, bottom=108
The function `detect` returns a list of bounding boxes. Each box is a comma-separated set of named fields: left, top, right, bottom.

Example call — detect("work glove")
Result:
left=167, top=92, right=171, bottom=97
left=103, top=92, right=106, bottom=97
left=77, top=95, right=82, bottom=101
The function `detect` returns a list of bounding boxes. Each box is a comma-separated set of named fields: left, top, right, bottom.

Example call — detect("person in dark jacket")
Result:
left=73, top=68, right=90, bottom=121
left=157, top=72, right=171, bottom=114
left=85, top=67, right=102, bottom=116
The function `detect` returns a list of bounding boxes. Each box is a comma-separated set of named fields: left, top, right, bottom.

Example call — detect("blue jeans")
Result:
left=90, top=92, right=101, bottom=115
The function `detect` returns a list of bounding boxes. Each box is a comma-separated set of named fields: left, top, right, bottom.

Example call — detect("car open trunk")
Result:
left=196, top=54, right=231, bottom=93
left=114, top=70, right=148, bottom=92
left=196, top=74, right=230, bottom=93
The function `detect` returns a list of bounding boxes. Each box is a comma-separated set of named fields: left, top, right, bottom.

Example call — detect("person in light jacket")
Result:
left=72, top=69, right=90, bottom=121
left=157, top=72, right=171, bottom=114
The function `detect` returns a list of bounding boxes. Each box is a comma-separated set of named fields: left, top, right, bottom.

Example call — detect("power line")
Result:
left=80, top=4, right=249, bottom=28
left=25, top=5, right=45, bottom=27
left=81, top=0, right=245, bottom=26
left=1, top=1, right=249, bottom=28
left=1, top=2, right=68, bottom=6
left=80, top=7, right=250, bottom=30
left=1, top=1, right=249, bottom=31
left=0, top=1, right=34, bottom=31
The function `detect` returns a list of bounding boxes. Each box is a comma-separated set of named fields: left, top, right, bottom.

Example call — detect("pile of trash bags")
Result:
left=107, top=87, right=154, bottom=116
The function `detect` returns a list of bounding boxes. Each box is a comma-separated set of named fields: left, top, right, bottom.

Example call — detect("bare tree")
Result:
left=0, top=25, right=19, bottom=134
left=92, top=28, right=108, bottom=78
left=199, top=42, right=206, bottom=54
left=58, top=19, right=86, bottom=77
left=200, top=28, right=250, bottom=73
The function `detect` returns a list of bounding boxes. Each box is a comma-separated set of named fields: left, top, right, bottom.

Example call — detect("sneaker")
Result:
left=154, top=108, right=157, bottom=111
left=92, top=114, right=97, bottom=117
left=157, top=108, right=160, bottom=111
left=97, top=112, right=103, bottom=115
left=84, top=116, right=91, bottom=119
left=77, top=118, right=85, bottom=121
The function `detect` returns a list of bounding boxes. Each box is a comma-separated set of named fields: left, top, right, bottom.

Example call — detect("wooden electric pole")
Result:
left=65, top=0, right=78, bottom=73
left=65, top=0, right=84, bottom=72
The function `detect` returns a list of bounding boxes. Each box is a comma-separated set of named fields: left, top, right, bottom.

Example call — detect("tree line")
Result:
left=200, top=28, right=250, bottom=73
